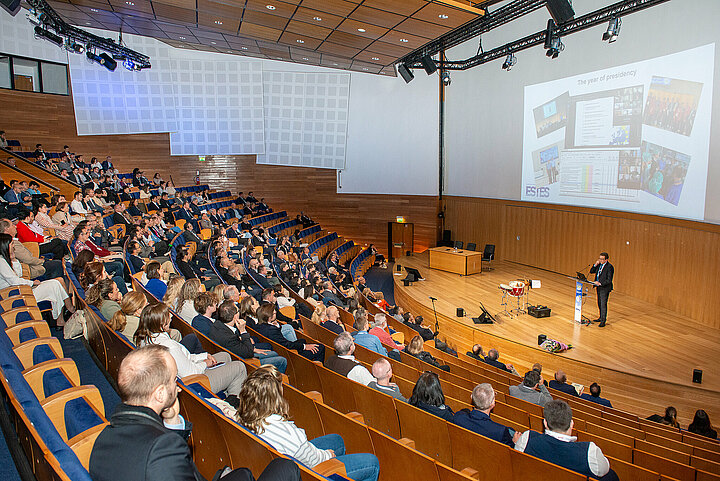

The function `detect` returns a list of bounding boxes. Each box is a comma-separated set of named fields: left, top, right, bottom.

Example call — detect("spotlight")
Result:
left=66, top=40, right=85, bottom=54
left=502, top=53, right=516, bottom=71
left=397, top=63, right=414, bottom=83
left=603, top=17, right=622, bottom=43
left=544, top=19, right=556, bottom=50
left=34, top=26, right=63, bottom=46
left=123, top=58, right=136, bottom=71
left=545, top=37, right=564, bottom=59
left=441, top=71, right=451, bottom=86
left=86, top=50, right=117, bottom=71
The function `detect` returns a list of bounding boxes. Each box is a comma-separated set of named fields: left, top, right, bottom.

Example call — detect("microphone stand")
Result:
left=429, top=297, right=440, bottom=336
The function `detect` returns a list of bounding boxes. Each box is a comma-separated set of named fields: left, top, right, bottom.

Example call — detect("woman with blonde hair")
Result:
left=162, top=276, right=185, bottom=310
left=108, top=291, right=147, bottom=340
left=236, top=366, right=379, bottom=481
left=211, top=283, right=226, bottom=305
left=177, top=278, right=202, bottom=322
left=238, top=295, right=260, bottom=328
left=310, top=303, right=327, bottom=325
left=405, top=335, right=449, bottom=371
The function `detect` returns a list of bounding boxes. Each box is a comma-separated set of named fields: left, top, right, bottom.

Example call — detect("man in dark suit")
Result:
left=112, top=203, right=133, bottom=230
left=225, top=202, right=243, bottom=221
left=146, top=195, right=161, bottom=212
left=159, top=193, right=173, bottom=210
left=253, top=303, right=323, bottom=362
left=454, top=383, right=520, bottom=447
left=589, top=252, right=614, bottom=327
left=89, top=344, right=299, bottom=481
left=548, top=370, right=578, bottom=396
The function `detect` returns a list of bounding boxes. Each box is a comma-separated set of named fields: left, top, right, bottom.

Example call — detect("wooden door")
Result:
left=389, top=222, right=414, bottom=262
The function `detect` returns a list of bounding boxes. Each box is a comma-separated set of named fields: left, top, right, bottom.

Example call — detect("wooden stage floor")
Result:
left=393, top=252, right=720, bottom=397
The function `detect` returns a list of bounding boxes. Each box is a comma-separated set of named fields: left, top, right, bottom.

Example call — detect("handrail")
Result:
left=1, top=146, right=80, bottom=189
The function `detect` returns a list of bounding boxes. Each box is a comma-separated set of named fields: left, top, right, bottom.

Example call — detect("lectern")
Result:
left=568, top=276, right=595, bottom=324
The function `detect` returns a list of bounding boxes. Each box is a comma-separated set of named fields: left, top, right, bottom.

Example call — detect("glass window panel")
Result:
left=12, top=58, right=40, bottom=92
left=40, top=61, right=68, bottom=94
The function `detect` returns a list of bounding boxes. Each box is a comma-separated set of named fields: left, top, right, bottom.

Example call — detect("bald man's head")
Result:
left=118, top=345, right=175, bottom=406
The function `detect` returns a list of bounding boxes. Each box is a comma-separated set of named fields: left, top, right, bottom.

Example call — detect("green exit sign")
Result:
left=199, top=156, right=206, bottom=162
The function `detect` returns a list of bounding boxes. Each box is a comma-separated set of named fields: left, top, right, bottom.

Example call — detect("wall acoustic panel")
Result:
left=169, top=55, right=265, bottom=156
left=258, top=70, right=349, bottom=169
left=0, top=8, right=69, bottom=64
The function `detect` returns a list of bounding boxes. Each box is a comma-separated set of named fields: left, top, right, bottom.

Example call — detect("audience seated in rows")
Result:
left=454, top=383, right=520, bottom=447
left=509, top=370, right=553, bottom=407
left=368, top=358, right=407, bottom=402
left=325, top=332, right=375, bottom=386
left=408, top=371, right=454, bottom=421
left=580, top=382, right=613, bottom=408
left=548, top=370, right=579, bottom=397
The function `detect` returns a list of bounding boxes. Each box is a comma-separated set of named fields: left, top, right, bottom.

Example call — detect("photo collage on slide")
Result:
left=530, top=76, right=703, bottom=207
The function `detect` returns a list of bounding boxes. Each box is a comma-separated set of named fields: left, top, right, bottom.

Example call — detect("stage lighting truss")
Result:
left=545, top=36, right=564, bottom=59
left=25, top=0, right=151, bottom=70
left=603, top=17, right=622, bottom=42
left=400, top=0, right=669, bottom=72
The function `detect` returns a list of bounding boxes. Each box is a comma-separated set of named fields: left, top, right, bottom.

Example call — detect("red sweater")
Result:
left=16, top=222, right=44, bottom=243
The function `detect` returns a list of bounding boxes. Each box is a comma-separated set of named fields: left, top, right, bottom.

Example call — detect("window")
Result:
left=12, top=58, right=40, bottom=92
left=0, top=56, right=10, bottom=89
left=0, top=53, right=69, bottom=95
left=41, top=61, right=68, bottom=95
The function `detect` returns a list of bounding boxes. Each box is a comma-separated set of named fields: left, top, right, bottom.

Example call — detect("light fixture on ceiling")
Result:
left=371, top=57, right=379, bottom=61
left=90, top=8, right=98, bottom=12
left=441, top=70, right=451, bottom=86
left=66, top=40, right=85, bottom=54
left=179, top=36, right=185, bottom=39
left=296, top=39, right=304, bottom=43
left=313, top=16, right=322, bottom=21
left=266, top=4, right=276, bottom=10
left=357, top=28, right=366, bottom=32
left=544, top=19, right=564, bottom=59
left=501, top=53, right=516, bottom=71
left=302, top=57, right=308, bottom=60
left=123, top=58, right=137, bottom=70
left=603, top=17, right=622, bottom=43
left=87, top=50, right=117, bottom=71
left=241, top=46, right=248, bottom=50
left=125, top=1, right=134, bottom=5
left=214, top=20, right=223, bottom=25
left=34, top=26, right=63, bottom=46
left=211, top=41, right=216, bottom=44
left=399, top=38, right=409, bottom=43
left=438, top=14, right=448, bottom=19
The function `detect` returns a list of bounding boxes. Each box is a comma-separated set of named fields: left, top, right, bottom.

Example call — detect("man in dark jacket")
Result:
left=453, top=383, right=520, bottom=447
left=548, top=370, right=579, bottom=397
left=89, top=344, right=300, bottom=481
left=252, top=303, right=323, bottom=362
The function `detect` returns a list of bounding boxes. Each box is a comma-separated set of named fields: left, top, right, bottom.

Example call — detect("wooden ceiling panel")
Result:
left=133, top=26, right=169, bottom=36
left=411, top=3, right=477, bottom=27
left=244, top=0, right=296, bottom=19
left=151, top=3, right=196, bottom=23
left=324, top=30, right=374, bottom=50
left=284, top=20, right=332, bottom=40
left=349, top=60, right=382, bottom=74
left=198, top=13, right=240, bottom=32
left=379, top=29, right=427, bottom=49
left=352, top=50, right=393, bottom=66
left=299, top=0, right=356, bottom=17
left=360, top=0, right=426, bottom=17
left=363, top=39, right=412, bottom=58
left=196, top=36, right=230, bottom=48
left=259, top=45, right=291, bottom=61
left=289, top=47, right=321, bottom=60
left=379, top=65, right=396, bottom=76
left=164, top=31, right=198, bottom=42
left=348, top=5, right=404, bottom=29
left=107, top=0, right=154, bottom=15
left=242, top=10, right=289, bottom=30
left=316, top=41, right=360, bottom=59
left=152, top=0, right=195, bottom=9
left=292, top=7, right=344, bottom=29
left=68, top=0, right=114, bottom=11
left=196, top=0, right=243, bottom=19
left=335, top=18, right=387, bottom=40
left=189, top=27, right=226, bottom=39
left=394, top=17, right=451, bottom=39
left=153, top=20, right=193, bottom=33
left=320, top=55, right=351, bottom=68
left=278, top=31, right=322, bottom=50
left=238, top=22, right=282, bottom=42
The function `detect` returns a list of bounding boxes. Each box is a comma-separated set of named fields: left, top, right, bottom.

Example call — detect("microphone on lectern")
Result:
left=429, top=296, right=437, bottom=301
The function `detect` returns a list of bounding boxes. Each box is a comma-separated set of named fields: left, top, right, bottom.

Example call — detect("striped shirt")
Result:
left=256, top=414, right=333, bottom=468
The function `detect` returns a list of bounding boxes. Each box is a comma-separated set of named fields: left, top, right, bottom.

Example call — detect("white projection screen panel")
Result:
left=521, top=44, right=714, bottom=221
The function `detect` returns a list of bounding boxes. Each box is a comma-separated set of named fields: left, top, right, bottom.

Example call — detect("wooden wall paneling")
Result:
left=0, top=89, right=440, bottom=257
left=444, top=196, right=720, bottom=329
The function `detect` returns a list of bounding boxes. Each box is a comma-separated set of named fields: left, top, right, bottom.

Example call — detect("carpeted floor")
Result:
left=363, top=264, right=396, bottom=306
left=0, top=424, right=21, bottom=481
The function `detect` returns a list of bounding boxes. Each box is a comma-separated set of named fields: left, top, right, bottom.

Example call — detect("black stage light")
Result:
left=34, top=26, right=63, bottom=46
left=603, top=17, right=622, bottom=43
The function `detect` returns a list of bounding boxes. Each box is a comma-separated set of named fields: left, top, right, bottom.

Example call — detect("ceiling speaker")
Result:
left=546, top=0, right=575, bottom=24
left=420, top=55, right=437, bottom=75
left=397, top=64, right=414, bottom=83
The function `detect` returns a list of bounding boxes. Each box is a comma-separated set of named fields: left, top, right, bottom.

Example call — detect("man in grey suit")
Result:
left=509, top=370, right=553, bottom=407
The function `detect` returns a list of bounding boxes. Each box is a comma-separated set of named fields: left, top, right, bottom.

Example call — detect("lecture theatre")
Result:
left=0, top=0, right=719, bottom=480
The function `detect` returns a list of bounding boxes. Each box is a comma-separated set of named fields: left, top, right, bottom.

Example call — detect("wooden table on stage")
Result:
left=428, top=246, right=483, bottom=276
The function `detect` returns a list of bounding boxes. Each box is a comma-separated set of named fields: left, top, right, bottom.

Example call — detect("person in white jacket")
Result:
left=134, top=302, right=246, bottom=401
left=236, top=365, right=380, bottom=481
left=0, top=233, right=74, bottom=322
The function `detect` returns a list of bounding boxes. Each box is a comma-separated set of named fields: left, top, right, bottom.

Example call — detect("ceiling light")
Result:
left=90, top=8, right=98, bottom=12
left=502, top=53, right=516, bottom=71
left=379, top=71, right=385, bottom=75
left=227, top=50, right=232, bottom=53
left=87, top=50, right=117, bottom=71
left=357, top=28, right=366, bottom=32
left=399, top=38, right=409, bottom=43
left=438, top=14, right=448, bottom=19
left=302, top=57, right=308, bottom=60
left=214, top=20, right=223, bottom=24
left=123, top=58, right=136, bottom=71
left=266, top=4, right=276, bottom=10
left=211, top=41, right=216, bottom=44
left=362, top=67, right=368, bottom=71
left=125, top=1, right=134, bottom=5
left=296, top=39, right=304, bottom=43
left=371, top=57, right=379, bottom=61
left=241, top=46, right=248, bottom=50
left=333, top=63, right=338, bottom=66
left=66, top=40, right=85, bottom=54
left=179, top=36, right=185, bottom=39
left=313, top=16, right=322, bottom=21
left=86, top=21, right=92, bottom=25
left=603, top=17, right=622, bottom=43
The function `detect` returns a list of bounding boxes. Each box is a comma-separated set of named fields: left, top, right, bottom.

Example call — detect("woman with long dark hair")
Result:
left=408, top=371, right=454, bottom=421
left=0, top=233, right=74, bottom=323
left=688, top=410, right=717, bottom=439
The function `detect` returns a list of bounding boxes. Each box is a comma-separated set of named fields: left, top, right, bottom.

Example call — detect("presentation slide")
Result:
left=521, top=44, right=714, bottom=221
